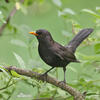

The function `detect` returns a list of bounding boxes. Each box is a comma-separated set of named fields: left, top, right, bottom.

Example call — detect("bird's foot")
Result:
left=58, top=80, right=66, bottom=85
left=39, top=73, right=48, bottom=82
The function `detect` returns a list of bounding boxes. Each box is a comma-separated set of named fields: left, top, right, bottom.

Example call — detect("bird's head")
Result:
left=29, top=29, right=53, bottom=43
left=29, top=29, right=49, bottom=36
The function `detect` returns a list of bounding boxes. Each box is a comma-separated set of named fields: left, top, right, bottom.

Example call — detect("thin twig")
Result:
left=0, top=77, right=12, bottom=90
left=6, top=87, right=15, bottom=100
left=0, top=0, right=24, bottom=35
left=0, top=77, right=21, bottom=90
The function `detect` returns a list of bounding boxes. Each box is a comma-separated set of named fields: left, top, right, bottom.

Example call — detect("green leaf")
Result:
left=0, top=94, right=3, bottom=99
left=74, top=24, right=81, bottom=28
left=13, top=52, right=26, bottom=68
left=78, top=53, right=100, bottom=62
left=95, top=19, right=100, bottom=27
left=94, top=43, right=100, bottom=54
left=47, top=84, right=55, bottom=91
left=82, top=9, right=100, bottom=18
left=10, top=39, right=27, bottom=47
left=58, top=8, right=75, bottom=16
left=52, top=0, right=62, bottom=7
left=63, top=8, right=75, bottom=15
left=11, top=70, right=21, bottom=78
left=11, top=70, right=25, bottom=79
left=0, top=11, right=6, bottom=23
left=57, top=88, right=66, bottom=97
left=24, top=0, right=35, bottom=6
left=96, top=7, right=100, bottom=13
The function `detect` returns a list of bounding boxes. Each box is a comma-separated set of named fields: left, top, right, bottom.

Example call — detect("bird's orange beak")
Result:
left=29, top=32, right=39, bottom=36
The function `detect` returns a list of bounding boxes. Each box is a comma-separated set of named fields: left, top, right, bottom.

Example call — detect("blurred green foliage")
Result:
left=0, top=0, right=100, bottom=100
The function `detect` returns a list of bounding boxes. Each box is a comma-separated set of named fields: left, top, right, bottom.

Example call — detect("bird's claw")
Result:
left=39, top=73, right=48, bottom=82
left=58, top=80, right=66, bottom=85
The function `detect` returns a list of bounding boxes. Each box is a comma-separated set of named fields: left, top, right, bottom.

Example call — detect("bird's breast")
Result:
left=38, top=44, right=54, bottom=65
left=38, top=44, right=68, bottom=67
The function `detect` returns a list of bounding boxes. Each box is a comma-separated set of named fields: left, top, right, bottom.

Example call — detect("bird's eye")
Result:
left=36, top=31, right=42, bottom=35
left=37, top=32, right=42, bottom=35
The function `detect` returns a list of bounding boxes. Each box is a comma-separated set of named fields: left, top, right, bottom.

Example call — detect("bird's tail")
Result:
left=65, top=28, right=93, bottom=53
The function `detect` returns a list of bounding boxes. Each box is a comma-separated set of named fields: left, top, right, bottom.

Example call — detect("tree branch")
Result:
left=0, top=0, right=24, bottom=35
left=33, top=98, right=52, bottom=100
left=1, top=66, right=85, bottom=100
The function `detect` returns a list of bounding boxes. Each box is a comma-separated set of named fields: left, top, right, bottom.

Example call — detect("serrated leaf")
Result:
left=52, top=0, right=62, bottom=7
left=82, top=9, right=100, bottom=18
left=10, top=39, right=27, bottom=47
left=13, top=52, right=26, bottom=68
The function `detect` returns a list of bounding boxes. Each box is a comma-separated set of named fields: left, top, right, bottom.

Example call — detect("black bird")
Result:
left=29, top=28, right=93, bottom=83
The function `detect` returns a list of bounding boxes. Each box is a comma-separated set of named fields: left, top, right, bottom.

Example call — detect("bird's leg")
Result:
left=43, top=67, right=54, bottom=75
left=58, top=67, right=66, bottom=84
left=40, top=67, right=54, bottom=81
left=63, top=67, right=66, bottom=83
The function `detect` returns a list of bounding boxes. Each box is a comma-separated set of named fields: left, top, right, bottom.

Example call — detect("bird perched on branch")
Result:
left=29, top=28, right=93, bottom=83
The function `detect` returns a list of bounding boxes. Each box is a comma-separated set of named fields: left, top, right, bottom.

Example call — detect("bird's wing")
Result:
left=52, top=42, right=77, bottom=62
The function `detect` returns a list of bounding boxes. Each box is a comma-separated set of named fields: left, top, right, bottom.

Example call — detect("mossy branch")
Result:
left=1, top=66, right=85, bottom=100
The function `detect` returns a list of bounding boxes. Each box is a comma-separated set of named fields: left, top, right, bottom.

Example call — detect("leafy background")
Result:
left=0, top=0, right=100, bottom=100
